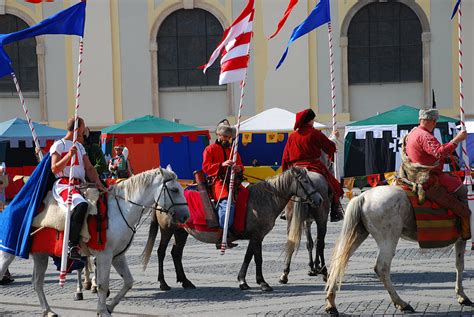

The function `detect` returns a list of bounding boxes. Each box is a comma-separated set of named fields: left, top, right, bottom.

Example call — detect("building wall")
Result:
left=0, top=0, right=471, bottom=130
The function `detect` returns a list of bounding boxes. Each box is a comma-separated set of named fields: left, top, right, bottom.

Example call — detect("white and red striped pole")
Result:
left=327, top=22, right=339, bottom=180
left=11, top=72, right=43, bottom=161
left=59, top=38, right=84, bottom=287
left=454, top=2, right=474, bottom=250
left=221, top=73, right=249, bottom=255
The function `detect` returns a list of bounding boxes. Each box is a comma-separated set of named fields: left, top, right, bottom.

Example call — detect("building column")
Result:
left=422, top=32, right=431, bottom=109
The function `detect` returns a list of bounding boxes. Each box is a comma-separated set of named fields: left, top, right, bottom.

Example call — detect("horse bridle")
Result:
left=294, top=172, right=319, bottom=206
left=112, top=177, right=188, bottom=259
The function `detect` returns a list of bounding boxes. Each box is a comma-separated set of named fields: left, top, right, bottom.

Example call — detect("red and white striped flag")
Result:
left=202, top=0, right=254, bottom=85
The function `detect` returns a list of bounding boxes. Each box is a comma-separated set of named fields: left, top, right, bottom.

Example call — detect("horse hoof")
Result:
left=45, top=312, right=58, bottom=317
left=279, top=278, right=288, bottom=284
left=400, top=303, right=415, bottom=313
left=325, top=306, right=339, bottom=316
left=260, top=282, right=273, bottom=292
left=91, top=286, right=97, bottom=294
left=160, top=283, right=171, bottom=291
left=74, top=292, right=83, bottom=301
left=239, top=282, right=250, bottom=290
left=459, top=297, right=473, bottom=306
left=307, top=269, right=317, bottom=276
left=84, top=281, right=92, bottom=290
left=181, top=280, right=196, bottom=289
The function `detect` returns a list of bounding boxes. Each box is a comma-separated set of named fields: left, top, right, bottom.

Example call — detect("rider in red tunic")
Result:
left=202, top=120, right=244, bottom=248
left=282, top=109, right=344, bottom=222
left=405, top=108, right=470, bottom=239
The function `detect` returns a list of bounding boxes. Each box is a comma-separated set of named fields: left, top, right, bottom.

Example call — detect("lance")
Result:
left=453, top=1, right=474, bottom=250
left=327, top=21, right=339, bottom=180
left=59, top=38, right=84, bottom=286
left=11, top=72, right=43, bottom=161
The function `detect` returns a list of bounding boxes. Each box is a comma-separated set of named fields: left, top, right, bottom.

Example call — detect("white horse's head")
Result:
left=154, top=165, right=189, bottom=224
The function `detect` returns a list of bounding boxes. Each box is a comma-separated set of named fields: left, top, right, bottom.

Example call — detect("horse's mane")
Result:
left=251, top=167, right=303, bottom=196
left=113, top=168, right=177, bottom=200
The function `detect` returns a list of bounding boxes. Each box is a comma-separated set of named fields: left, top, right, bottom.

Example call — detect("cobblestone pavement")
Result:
left=1, top=201, right=473, bottom=316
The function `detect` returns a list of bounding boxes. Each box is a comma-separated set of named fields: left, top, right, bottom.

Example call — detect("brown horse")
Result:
left=141, top=167, right=324, bottom=292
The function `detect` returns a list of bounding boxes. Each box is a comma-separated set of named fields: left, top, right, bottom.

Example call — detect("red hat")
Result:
left=294, top=109, right=315, bottom=130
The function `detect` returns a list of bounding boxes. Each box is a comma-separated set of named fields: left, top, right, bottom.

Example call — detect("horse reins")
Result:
left=110, top=177, right=188, bottom=259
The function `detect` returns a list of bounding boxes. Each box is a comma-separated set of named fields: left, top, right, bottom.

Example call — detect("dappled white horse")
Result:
left=0, top=166, right=189, bottom=317
left=325, top=185, right=472, bottom=315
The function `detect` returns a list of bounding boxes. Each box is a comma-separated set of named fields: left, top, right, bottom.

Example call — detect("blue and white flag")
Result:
left=0, top=1, right=86, bottom=78
left=276, top=0, right=330, bottom=69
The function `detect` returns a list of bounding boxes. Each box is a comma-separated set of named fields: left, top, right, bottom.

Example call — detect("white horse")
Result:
left=0, top=166, right=189, bottom=317
left=325, top=185, right=472, bottom=315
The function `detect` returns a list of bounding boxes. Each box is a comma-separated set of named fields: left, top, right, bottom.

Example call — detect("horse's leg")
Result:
left=95, top=252, right=113, bottom=317
left=238, top=240, right=255, bottom=290
left=172, top=229, right=195, bottom=289
left=455, top=239, right=472, bottom=305
left=279, top=214, right=294, bottom=284
left=107, top=254, right=134, bottom=314
left=373, top=238, right=414, bottom=312
left=74, top=268, right=84, bottom=301
left=157, top=229, right=173, bottom=291
left=254, top=238, right=273, bottom=292
left=315, top=220, right=328, bottom=281
left=32, top=253, right=57, bottom=317
left=0, top=251, right=15, bottom=277
left=83, top=256, right=92, bottom=290
left=306, top=220, right=317, bottom=276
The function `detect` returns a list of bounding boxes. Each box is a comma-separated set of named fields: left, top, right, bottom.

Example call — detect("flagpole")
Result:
left=327, top=22, right=339, bottom=180
left=59, top=38, right=84, bottom=287
left=454, top=1, right=474, bottom=250
left=11, top=72, right=43, bottom=161
left=221, top=71, right=249, bottom=255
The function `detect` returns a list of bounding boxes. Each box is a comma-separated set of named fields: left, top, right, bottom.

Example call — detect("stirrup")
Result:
left=68, top=245, right=82, bottom=261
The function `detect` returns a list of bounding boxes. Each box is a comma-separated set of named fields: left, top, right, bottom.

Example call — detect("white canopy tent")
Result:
left=239, top=107, right=326, bottom=132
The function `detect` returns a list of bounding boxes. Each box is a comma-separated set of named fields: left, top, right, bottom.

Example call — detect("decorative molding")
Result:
left=0, top=0, right=6, bottom=15
left=182, top=0, right=194, bottom=10
left=149, top=1, right=230, bottom=117
left=339, top=0, right=431, bottom=114
left=4, top=6, right=47, bottom=121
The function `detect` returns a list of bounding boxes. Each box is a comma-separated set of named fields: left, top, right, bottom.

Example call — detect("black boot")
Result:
left=68, top=202, right=88, bottom=261
left=330, top=200, right=344, bottom=223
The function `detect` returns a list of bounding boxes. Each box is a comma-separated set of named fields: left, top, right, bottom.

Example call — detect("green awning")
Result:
left=347, top=105, right=458, bottom=126
left=101, top=115, right=205, bottom=134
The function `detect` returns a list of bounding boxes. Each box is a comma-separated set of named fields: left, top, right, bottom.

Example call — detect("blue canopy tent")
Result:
left=0, top=117, right=65, bottom=199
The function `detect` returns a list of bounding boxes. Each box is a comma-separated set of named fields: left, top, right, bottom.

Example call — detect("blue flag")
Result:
left=0, top=154, right=54, bottom=259
left=451, top=0, right=461, bottom=20
left=0, top=1, right=86, bottom=78
left=276, top=0, right=330, bottom=69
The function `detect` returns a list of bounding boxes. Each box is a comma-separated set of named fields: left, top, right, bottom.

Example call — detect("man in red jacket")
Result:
left=203, top=120, right=244, bottom=248
left=282, top=108, right=344, bottom=222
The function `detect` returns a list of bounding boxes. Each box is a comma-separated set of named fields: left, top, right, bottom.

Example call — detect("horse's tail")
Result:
left=140, top=210, right=159, bottom=271
left=326, top=194, right=366, bottom=292
left=285, top=198, right=304, bottom=262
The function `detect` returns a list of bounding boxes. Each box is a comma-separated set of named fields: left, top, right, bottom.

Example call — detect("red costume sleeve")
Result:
left=419, top=134, right=456, bottom=160
left=313, top=129, right=336, bottom=160
left=202, top=145, right=222, bottom=177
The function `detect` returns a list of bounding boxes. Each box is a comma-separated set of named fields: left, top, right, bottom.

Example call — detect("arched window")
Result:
left=157, top=9, right=224, bottom=89
left=348, top=2, right=422, bottom=84
left=0, top=14, right=39, bottom=94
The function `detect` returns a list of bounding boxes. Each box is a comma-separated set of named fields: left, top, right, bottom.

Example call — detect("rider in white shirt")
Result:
left=50, top=117, right=105, bottom=260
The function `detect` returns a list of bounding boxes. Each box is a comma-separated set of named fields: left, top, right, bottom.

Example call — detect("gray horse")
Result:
left=279, top=171, right=331, bottom=284
left=141, top=166, right=324, bottom=292
left=325, top=185, right=472, bottom=315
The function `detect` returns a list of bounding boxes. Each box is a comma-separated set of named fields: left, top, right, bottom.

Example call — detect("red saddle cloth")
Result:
left=30, top=194, right=108, bottom=256
left=182, top=187, right=249, bottom=234
left=401, top=186, right=459, bottom=248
